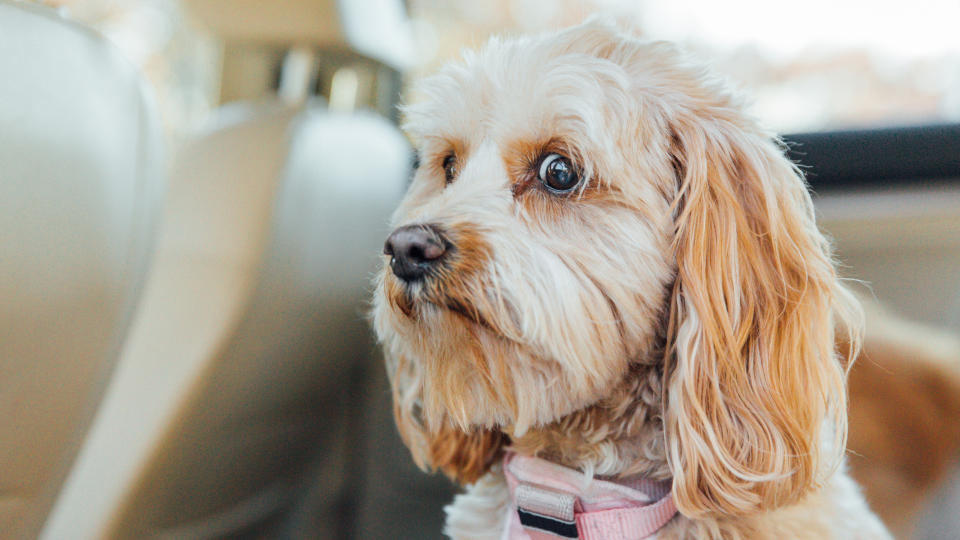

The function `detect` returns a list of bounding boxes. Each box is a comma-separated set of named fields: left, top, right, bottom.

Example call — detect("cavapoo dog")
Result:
left=373, top=20, right=891, bottom=539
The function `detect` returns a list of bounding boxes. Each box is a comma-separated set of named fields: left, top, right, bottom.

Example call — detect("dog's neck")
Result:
left=509, top=360, right=672, bottom=481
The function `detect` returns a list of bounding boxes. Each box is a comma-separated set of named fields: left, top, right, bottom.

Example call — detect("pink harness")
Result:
left=502, top=452, right=678, bottom=540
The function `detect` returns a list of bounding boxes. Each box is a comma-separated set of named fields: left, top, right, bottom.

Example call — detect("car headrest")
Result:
left=0, top=2, right=164, bottom=537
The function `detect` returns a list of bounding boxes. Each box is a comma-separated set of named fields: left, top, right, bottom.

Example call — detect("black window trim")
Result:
left=782, top=123, right=960, bottom=192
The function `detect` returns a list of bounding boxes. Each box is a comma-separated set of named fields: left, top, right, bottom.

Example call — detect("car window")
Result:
left=408, top=0, right=960, bottom=133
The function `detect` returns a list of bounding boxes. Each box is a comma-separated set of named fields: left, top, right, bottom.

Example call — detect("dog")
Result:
left=373, top=20, right=892, bottom=539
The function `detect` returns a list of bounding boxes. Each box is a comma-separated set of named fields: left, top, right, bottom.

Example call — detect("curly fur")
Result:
left=373, top=19, right=891, bottom=539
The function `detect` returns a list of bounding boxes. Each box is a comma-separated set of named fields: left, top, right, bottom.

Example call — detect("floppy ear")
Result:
left=389, top=352, right=507, bottom=484
left=663, top=107, right=862, bottom=517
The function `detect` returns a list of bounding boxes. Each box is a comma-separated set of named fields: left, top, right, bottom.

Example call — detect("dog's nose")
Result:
left=384, top=224, right=448, bottom=282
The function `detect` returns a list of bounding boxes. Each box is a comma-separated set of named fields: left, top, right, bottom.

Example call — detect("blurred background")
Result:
left=1, top=0, right=959, bottom=539
left=28, top=0, right=960, bottom=134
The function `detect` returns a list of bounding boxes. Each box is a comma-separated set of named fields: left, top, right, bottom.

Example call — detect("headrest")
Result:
left=0, top=2, right=164, bottom=536
left=185, top=0, right=414, bottom=69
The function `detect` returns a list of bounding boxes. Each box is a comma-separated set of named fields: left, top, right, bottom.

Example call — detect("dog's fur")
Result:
left=373, top=20, right=891, bottom=539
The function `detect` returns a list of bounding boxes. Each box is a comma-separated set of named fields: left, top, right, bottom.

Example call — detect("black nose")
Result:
left=384, top=224, right=448, bottom=282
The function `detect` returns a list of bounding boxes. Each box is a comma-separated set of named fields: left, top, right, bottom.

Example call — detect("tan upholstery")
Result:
left=42, top=102, right=408, bottom=539
left=185, top=0, right=414, bottom=69
left=817, top=186, right=960, bottom=329
left=0, top=2, right=164, bottom=538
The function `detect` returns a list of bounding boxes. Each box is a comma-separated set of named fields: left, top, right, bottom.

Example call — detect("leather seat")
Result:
left=42, top=101, right=408, bottom=539
left=0, top=2, right=164, bottom=538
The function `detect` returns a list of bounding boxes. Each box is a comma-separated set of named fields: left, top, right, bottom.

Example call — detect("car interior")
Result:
left=2, top=0, right=959, bottom=539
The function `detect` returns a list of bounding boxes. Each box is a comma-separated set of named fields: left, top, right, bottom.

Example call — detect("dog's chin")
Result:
left=378, top=272, right=626, bottom=436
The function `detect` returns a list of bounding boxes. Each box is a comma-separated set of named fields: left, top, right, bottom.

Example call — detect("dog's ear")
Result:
left=389, top=353, right=507, bottom=484
left=663, top=106, right=862, bottom=516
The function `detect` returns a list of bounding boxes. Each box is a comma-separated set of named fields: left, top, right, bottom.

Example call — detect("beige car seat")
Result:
left=42, top=101, right=408, bottom=539
left=0, top=2, right=164, bottom=538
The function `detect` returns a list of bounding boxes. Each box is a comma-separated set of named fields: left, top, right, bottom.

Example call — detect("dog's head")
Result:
left=372, top=20, right=861, bottom=517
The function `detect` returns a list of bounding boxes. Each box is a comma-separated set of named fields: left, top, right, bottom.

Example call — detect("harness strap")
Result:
left=504, top=452, right=678, bottom=540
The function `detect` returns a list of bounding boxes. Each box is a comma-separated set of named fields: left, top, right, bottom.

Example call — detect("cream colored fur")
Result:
left=373, top=19, right=891, bottom=539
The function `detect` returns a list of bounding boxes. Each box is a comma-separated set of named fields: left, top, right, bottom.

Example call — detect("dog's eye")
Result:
left=538, top=154, right=580, bottom=193
left=442, top=154, right=458, bottom=184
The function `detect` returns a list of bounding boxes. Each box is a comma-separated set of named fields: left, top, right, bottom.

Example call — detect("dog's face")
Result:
left=373, top=21, right=860, bottom=517
left=376, top=26, right=677, bottom=435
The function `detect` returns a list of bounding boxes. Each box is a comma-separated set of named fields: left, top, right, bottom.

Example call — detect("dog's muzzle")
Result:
left=383, top=223, right=448, bottom=282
